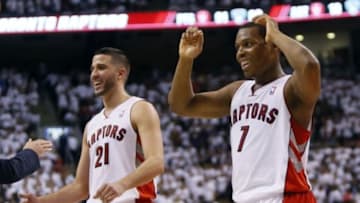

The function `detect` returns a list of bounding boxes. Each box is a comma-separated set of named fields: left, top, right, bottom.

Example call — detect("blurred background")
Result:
left=0, top=0, right=359, bottom=202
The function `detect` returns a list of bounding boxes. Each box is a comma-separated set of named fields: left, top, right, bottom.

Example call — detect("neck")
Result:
left=102, top=85, right=130, bottom=110
left=255, top=63, right=285, bottom=86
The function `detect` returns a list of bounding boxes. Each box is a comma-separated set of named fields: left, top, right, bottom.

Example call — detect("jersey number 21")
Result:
left=95, top=143, right=109, bottom=168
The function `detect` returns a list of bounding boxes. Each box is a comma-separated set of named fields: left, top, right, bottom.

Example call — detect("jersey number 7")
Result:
left=238, top=125, right=249, bottom=152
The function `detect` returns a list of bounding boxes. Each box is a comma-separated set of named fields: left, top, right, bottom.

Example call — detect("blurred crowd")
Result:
left=0, top=68, right=74, bottom=203
left=314, top=77, right=360, bottom=144
left=0, top=63, right=359, bottom=203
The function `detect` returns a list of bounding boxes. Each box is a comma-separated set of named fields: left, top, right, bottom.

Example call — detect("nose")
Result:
left=90, top=69, right=98, bottom=81
left=236, top=47, right=245, bottom=62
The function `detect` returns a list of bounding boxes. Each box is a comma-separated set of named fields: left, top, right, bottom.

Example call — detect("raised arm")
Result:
left=94, top=100, right=164, bottom=202
left=168, top=27, right=241, bottom=118
left=254, top=14, right=321, bottom=127
left=21, top=127, right=90, bottom=203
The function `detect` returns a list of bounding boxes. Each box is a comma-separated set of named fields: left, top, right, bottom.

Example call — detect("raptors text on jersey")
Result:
left=86, top=97, right=156, bottom=203
left=230, top=76, right=313, bottom=203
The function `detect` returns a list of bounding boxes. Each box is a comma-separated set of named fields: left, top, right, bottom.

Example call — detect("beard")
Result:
left=93, top=77, right=117, bottom=96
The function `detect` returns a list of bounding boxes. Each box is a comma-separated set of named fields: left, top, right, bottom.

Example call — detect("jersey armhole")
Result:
left=129, top=98, right=145, bottom=135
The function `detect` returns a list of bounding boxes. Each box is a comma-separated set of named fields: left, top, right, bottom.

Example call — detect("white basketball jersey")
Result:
left=86, top=97, right=156, bottom=203
left=230, top=76, right=312, bottom=203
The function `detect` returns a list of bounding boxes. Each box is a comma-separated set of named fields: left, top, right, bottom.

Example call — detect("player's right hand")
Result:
left=252, top=14, right=279, bottom=43
left=23, top=139, right=53, bottom=157
left=19, top=193, right=39, bottom=203
left=179, top=27, right=204, bottom=59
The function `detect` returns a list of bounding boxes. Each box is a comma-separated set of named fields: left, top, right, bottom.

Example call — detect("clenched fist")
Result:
left=94, top=182, right=126, bottom=203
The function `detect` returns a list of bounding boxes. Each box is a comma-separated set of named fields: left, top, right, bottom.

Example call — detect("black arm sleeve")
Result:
left=0, top=149, right=41, bottom=184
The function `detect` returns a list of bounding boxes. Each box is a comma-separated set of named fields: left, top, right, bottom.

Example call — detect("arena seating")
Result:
left=1, top=64, right=359, bottom=202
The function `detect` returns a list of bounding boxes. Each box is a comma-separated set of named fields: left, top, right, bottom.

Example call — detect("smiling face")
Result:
left=235, top=25, right=279, bottom=80
left=90, top=54, right=120, bottom=96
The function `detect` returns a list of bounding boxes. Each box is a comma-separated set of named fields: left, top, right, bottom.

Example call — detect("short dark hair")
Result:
left=94, top=47, right=131, bottom=73
left=238, top=22, right=266, bottom=39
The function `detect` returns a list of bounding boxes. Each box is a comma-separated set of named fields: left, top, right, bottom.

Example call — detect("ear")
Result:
left=273, top=44, right=280, bottom=51
left=266, top=42, right=277, bottom=49
left=117, top=67, right=127, bottom=80
left=267, top=42, right=279, bottom=52
left=266, top=43, right=280, bottom=58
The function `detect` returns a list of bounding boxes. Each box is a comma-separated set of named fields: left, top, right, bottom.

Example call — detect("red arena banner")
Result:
left=0, top=0, right=359, bottom=34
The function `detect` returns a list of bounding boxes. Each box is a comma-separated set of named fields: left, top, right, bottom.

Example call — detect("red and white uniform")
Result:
left=86, top=97, right=156, bottom=203
left=230, top=76, right=314, bottom=203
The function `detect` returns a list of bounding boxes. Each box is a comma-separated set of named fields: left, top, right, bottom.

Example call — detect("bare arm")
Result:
left=21, top=127, right=90, bottom=203
left=168, top=27, right=242, bottom=118
left=94, top=101, right=164, bottom=202
left=122, top=101, right=164, bottom=188
left=278, top=33, right=320, bottom=103
left=254, top=15, right=320, bottom=127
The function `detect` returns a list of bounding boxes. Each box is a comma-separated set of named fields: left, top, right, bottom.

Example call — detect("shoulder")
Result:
left=284, top=74, right=304, bottom=106
left=131, top=100, right=158, bottom=116
left=228, top=80, right=245, bottom=88
left=88, top=111, right=102, bottom=124
left=130, top=100, right=160, bottom=131
left=226, top=80, right=246, bottom=97
left=82, top=122, right=91, bottom=141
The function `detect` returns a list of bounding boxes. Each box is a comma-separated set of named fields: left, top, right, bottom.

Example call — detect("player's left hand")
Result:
left=19, top=193, right=39, bottom=203
left=252, top=14, right=279, bottom=43
left=93, top=182, right=126, bottom=202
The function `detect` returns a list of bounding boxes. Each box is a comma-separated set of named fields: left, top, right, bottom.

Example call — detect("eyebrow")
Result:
left=235, top=38, right=252, bottom=46
left=90, top=63, right=107, bottom=70
left=236, top=37, right=254, bottom=42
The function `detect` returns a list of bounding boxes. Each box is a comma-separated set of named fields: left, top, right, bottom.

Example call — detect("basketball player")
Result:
left=0, top=139, right=53, bottom=184
left=21, top=47, right=164, bottom=203
left=168, top=14, right=320, bottom=203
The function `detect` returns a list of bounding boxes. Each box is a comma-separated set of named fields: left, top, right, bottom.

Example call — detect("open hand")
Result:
left=23, top=139, right=53, bottom=157
left=179, top=27, right=204, bottom=60
left=19, top=193, right=39, bottom=203
left=252, top=14, right=279, bottom=43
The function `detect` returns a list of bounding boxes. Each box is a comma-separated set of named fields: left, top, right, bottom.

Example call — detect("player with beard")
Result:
left=21, top=47, right=164, bottom=203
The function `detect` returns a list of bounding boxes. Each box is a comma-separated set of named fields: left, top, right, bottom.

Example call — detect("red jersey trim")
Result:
left=135, top=134, right=156, bottom=201
left=283, top=191, right=316, bottom=203
left=289, top=118, right=310, bottom=144
left=284, top=117, right=312, bottom=193
left=136, top=180, right=156, bottom=201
